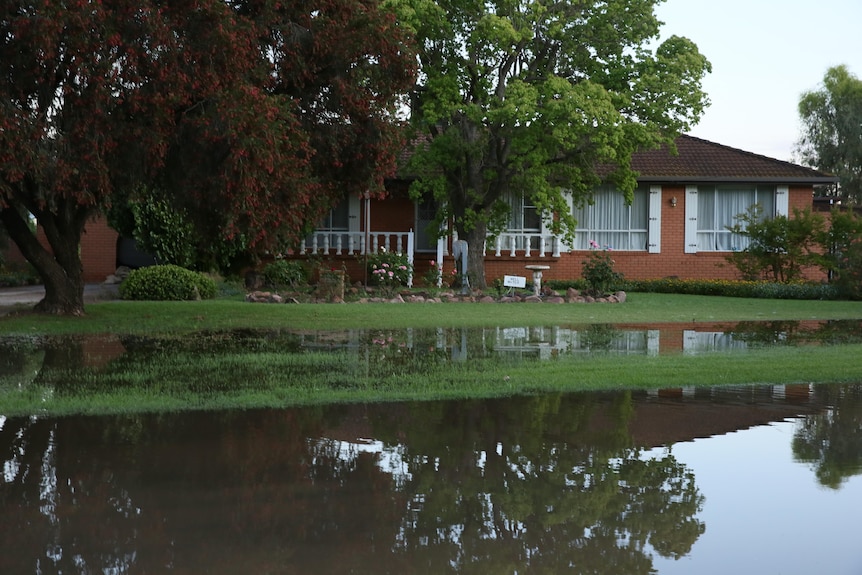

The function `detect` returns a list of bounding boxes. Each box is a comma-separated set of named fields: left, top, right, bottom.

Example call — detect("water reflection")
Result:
left=2, top=384, right=862, bottom=574
left=2, top=321, right=861, bottom=379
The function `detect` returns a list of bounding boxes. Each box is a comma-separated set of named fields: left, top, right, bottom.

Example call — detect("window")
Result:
left=573, top=184, right=650, bottom=251
left=306, top=196, right=359, bottom=252
left=318, top=198, right=350, bottom=233
left=415, top=194, right=441, bottom=252
left=687, top=184, right=784, bottom=252
left=506, top=193, right=542, bottom=251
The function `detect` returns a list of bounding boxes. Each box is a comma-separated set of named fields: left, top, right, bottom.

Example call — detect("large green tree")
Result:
left=797, top=65, right=862, bottom=203
left=0, top=0, right=414, bottom=314
left=387, top=0, right=711, bottom=288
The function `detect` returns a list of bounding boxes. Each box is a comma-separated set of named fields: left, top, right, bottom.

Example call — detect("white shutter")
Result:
left=647, top=185, right=662, bottom=253
left=684, top=185, right=699, bottom=254
left=775, top=185, right=789, bottom=216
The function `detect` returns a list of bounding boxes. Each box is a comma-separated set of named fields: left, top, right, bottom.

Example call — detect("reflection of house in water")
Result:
left=624, top=384, right=820, bottom=448
left=289, top=319, right=860, bottom=360
left=315, top=382, right=826, bottom=479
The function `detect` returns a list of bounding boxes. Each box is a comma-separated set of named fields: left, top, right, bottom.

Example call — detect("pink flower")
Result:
left=429, top=260, right=436, bottom=266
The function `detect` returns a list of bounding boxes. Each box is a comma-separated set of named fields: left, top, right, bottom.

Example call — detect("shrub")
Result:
left=582, top=251, right=623, bottom=295
left=830, top=241, right=862, bottom=299
left=366, top=249, right=413, bottom=292
left=120, top=264, right=217, bottom=301
left=0, top=263, right=40, bottom=287
left=263, top=259, right=306, bottom=289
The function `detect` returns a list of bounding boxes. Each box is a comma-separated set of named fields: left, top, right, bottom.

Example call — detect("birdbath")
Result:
left=524, top=265, right=550, bottom=296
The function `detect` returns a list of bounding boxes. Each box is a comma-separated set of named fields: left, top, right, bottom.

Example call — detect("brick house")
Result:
left=2, top=135, right=838, bottom=285
left=302, top=134, right=838, bottom=286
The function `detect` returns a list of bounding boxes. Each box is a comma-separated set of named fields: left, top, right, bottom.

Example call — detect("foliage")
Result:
left=797, top=65, right=862, bottom=203
left=263, top=259, right=307, bottom=289
left=109, top=186, right=249, bottom=273
left=131, top=194, right=196, bottom=269
left=582, top=251, right=624, bottom=296
left=828, top=241, right=862, bottom=300
left=617, top=278, right=839, bottom=300
left=817, top=208, right=862, bottom=299
left=424, top=259, right=443, bottom=288
left=390, top=0, right=711, bottom=287
left=119, top=265, right=217, bottom=301
left=0, top=263, right=40, bottom=287
left=725, top=206, right=825, bottom=283
left=366, top=249, right=413, bottom=293
left=0, top=0, right=415, bottom=314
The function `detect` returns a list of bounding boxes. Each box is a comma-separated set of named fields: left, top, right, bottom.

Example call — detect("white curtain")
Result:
left=697, top=185, right=776, bottom=251
left=574, top=185, right=648, bottom=250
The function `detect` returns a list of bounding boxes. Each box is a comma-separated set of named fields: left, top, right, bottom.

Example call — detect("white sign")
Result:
left=503, top=275, right=527, bottom=288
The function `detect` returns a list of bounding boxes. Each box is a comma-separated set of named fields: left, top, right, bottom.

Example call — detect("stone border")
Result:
left=246, top=288, right=626, bottom=305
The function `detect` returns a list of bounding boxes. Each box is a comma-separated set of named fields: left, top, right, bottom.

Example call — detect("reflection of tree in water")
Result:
left=372, top=393, right=705, bottom=573
left=793, top=384, right=862, bottom=489
left=729, top=320, right=862, bottom=347
left=0, top=393, right=705, bottom=574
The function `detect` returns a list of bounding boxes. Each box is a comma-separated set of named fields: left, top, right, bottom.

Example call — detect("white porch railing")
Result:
left=302, top=231, right=415, bottom=287
left=486, top=233, right=563, bottom=258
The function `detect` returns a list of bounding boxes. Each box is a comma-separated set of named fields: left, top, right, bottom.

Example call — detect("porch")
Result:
left=301, top=230, right=564, bottom=288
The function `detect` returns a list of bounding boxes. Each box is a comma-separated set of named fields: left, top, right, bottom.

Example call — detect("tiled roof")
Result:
left=397, top=132, right=838, bottom=184
left=630, top=135, right=838, bottom=184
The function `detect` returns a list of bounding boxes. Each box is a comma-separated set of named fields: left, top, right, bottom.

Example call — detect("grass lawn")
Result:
left=1, top=292, right=861, bottom=335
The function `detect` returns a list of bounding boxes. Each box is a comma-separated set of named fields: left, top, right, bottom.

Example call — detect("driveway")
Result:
left=0, top=283, right=120, bottom=314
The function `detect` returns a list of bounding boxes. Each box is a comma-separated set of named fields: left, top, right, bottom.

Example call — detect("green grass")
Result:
left=2, top=292, right=861, bottom=335
left=2, top=343, right=860, bottom=417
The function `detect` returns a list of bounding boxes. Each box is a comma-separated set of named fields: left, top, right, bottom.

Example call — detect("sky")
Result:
left=654, top=0, right=862, bottom=163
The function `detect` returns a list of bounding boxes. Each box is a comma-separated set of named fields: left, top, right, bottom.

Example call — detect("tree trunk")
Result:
left=1, top=202, right=88, bottom=316
left=463, top=223, right=488, bottom=290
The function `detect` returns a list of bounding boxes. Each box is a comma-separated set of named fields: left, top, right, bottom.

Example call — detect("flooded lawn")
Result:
left=1, top=384, right=861, bottom=574
left=1, top=321, right=861, bottom=573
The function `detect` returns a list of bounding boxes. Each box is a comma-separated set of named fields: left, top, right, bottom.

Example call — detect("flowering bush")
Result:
left=582, top=242, right=623, bottom=295
left=424, top=260, right=443, bottom=287
left=366, top=248, right=413, bottom=293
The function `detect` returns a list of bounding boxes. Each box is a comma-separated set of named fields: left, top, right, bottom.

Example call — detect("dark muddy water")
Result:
left=2, top=383, right=861, bottom=574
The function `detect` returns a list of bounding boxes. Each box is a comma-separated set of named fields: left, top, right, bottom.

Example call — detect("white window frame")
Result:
left=573, top=184, right=657, bottom=252
left=503, top=192, right=546, bottom=252
left=684, top=184, right=788, bottom=253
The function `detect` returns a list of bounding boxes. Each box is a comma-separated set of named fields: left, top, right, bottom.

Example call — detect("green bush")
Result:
left=830, top=241, right=862, bottom=299
left=0, top=263, right=40, bottom=287
left=120, top=264, right=217, bottom=301
left=263, top=259, right=307, bottom=288
left=546, top=277, right=840, bottom=300
left=581, top=251, right=624, bottom=295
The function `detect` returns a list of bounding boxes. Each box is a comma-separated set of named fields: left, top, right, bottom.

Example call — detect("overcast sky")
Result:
left=654, top=0, right=862, bottom=163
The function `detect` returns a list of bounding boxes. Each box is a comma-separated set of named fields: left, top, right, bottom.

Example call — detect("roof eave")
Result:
left=636, top=176, right=839, bottom=185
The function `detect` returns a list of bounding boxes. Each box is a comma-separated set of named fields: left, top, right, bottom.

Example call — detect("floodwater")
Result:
left=1, top=322, right=862, bottom=574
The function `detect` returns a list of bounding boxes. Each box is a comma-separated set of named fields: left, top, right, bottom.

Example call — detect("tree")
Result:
left=386, top=0, right=711, bottom=288
left=797, top=65, right=862, bottom=203
left=0, top=0, right=415, bottom=315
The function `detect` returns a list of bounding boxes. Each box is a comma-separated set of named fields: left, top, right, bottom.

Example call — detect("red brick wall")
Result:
left=370, top=197, right=414, bottom=232
left=80, top=218, right=119, bottom=282
left=38, top=184, right=818, bottom=286
left=1, top=217, right=118, bottom=283
left=480, top=184, right=827, bottom=285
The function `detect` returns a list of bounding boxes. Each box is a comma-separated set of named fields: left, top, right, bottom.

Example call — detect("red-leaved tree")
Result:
left=0, top=0, right=415, bottom=314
